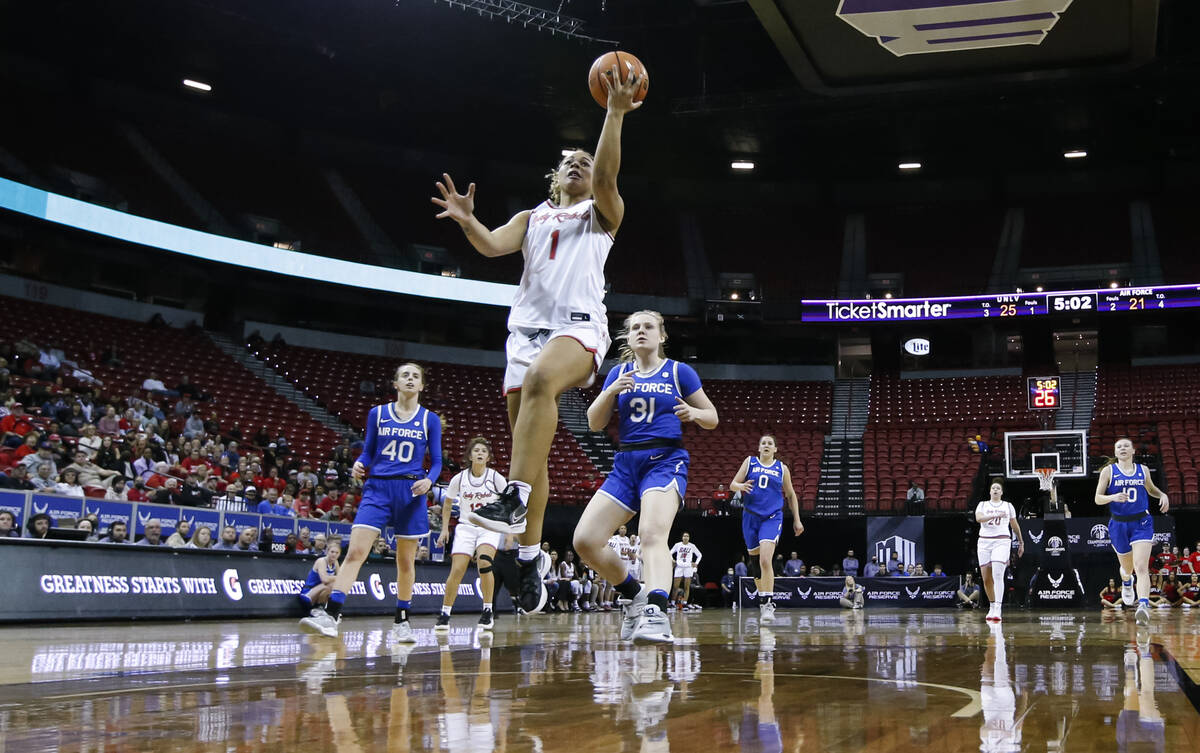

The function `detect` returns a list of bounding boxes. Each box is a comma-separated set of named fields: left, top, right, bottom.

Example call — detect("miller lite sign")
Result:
left=837, top=0, right=1075, bottom=57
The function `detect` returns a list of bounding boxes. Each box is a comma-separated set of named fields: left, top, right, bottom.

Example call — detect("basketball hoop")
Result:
left=1035, top=467, right=1056, bottom=491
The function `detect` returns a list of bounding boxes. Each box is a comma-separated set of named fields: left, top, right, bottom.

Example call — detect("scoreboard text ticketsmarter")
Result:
left=802, top=283, right=1200, bottom=323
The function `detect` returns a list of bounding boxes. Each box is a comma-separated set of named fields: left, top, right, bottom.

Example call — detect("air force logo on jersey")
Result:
left=837, top=0, right=1075, bottom=57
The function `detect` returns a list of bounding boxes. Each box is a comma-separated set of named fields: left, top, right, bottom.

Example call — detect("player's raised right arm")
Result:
left=432, top=174, right=528, bottom=257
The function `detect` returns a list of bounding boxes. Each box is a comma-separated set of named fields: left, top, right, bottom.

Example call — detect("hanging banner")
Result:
left=867, top=516, right=926, bottom=572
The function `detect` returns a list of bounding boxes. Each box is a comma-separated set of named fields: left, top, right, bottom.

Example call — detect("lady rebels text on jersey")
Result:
left=446, top=468, right=506, bottom=514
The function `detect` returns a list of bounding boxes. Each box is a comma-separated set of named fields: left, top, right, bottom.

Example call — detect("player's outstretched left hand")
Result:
left=411, top=478, right=432, bottom=497
left=673, top=397, right=695, bottom=423
left=1159, top=494, right=1170, bottom=513
left=605, top=64, right=644, bottom=115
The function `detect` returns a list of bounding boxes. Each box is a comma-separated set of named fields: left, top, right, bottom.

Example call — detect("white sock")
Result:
left=518, top=544, right=541, bottom=562
left=441, top=605, right=452, bottom=617
left=991, top=562, right=1006, bottom=607
left=483, top=601, right=493, bottom=612
left=1120, top=568, right=1132, bottom=584
left=511, top=480, right=531, bottom=505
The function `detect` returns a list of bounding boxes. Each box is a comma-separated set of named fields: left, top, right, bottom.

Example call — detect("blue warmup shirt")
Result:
left=357, top=402, right=442, bottom=481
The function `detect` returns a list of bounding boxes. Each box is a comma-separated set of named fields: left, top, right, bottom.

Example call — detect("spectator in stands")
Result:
left=63, top=403, right=86, bottom=436
left=187, top=526, right=213, bottom=549
left=367, top=538, right=390, bottom=562
left=783, top=552, right=805, bottom=576
left=141, top=372, right=175, bottom=397
left=237, top=527, right=257, bottom=551
left=295, top=527, right=311, bottom=553
left=296, top=462, right=318, bottom=489
left=202, top=412, right=220, bottom=437
left=712, top=483, right=731, bottom=515
left=77, top=424, right=101, bottom=459
left=97, top=406, right=121, bottom=435
left=2, top=464, right=34, bottom=490
left=734, top=556, right=749, bottom=579
left=221, top=441, right=240, bottom=468
left=1100, top=578, right=1122, bottom=610
left=30, top=463, right=55, bottom=491
left=175, top=375, right=206, bottom=401
left=906, top=481, right=925, bottom=515
left=932, top=564, right=945, bottom=576
left=183, top=412, right=205, bottom=440
left=323, top=466, right=341, bottom=488
left=12, top=432, right=39, bottom=463
left=101, top=343, right=122, bottom=367
left=20, top=443, right=57, bottom=480
left=957, top=574, right=981, bottom=608
left=912, top=563, right=927, bottom=576
left=25, top=512, right=51, bottom=539
left=37, top=344, right=61, bottom=380
left=166, top=520, right=191, bottom=548
left=137, top=520, right=165, bottom=546
left=809, top=565, right=824, bottom=576
left=0, top=510, right=17, bottom=537
left=104, top=477, right=128, bottom=500
left=149, top=477, right=179, bottom=505
left=55, top=467, right=85, bottom=498
left=417, top=544, right=431, bottom=562
left=1181, top=575, right=1200, bottom=608
left=843, top=549, right=860, bottom=576
left=773, top=552, right=785, bottom=576
left=133, top=447, right=156, bottom=481
left=212, top=525, right=239, bottom=550
left=65, top=449, right=120, bottom=491
left=359, top=377, right=377, bottom=396
left=176, top=474, right=211, bottom=507
left=2, top=404, right=36, bottom=447
left=126, top=477, right=149, bottom=502
left=173, top=395, right=195, bottom=418
left=242, top=485, right=260, bottom=509
left=310, top=533, right=328, bottom=557
left=887, top=552, right=902, bottom=575
left=258, top=488, right=293, bottom=517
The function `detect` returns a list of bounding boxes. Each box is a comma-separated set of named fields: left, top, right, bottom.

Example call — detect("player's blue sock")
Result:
left=1138, top=598, right=1149, bottom=606
left=647, top=589, right=670, bottom=611
left=326, top=590, right=346, bottom=618
left=299, top=591, right=313, bottom=607
left=396, top=599, right=411, bottom=624
left=614, top=574, right=640, bottom=600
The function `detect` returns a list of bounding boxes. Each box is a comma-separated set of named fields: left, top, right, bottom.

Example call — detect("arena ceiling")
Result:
left=0, top=1, right=1196, bottom=184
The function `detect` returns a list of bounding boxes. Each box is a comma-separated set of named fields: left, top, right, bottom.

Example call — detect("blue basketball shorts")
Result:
left=742, top=509, right=783, bottom=551
left=1109, top=514, right=1154, bottom=555
left=355, top=478, right=429, bottom=538
left=597, top=447, right=689, bottom=514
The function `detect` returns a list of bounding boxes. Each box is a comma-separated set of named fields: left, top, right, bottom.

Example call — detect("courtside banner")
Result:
left=0, top=540, right=509, bottom=622
left=1023, top=516, right=1174, bottom=556
left=867, top=516, right=925, bottom=572
left=738, top=576, right=959, bottom=608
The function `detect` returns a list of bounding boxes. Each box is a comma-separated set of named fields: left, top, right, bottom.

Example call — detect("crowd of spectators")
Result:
left=0, top=338, right=398, bottom=551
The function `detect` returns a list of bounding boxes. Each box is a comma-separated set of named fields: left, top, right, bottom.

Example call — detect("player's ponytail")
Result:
left=616, top=310, right=667, bottom=363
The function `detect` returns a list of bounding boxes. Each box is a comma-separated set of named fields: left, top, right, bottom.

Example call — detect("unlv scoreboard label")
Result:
left=1, top=540, right=508, bottom=622
left=738, top=576, right=959, bottom=609
left=802, top=283, right=1200, bottom=323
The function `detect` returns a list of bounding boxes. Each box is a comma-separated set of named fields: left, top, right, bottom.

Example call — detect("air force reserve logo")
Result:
left=1028, top=528, right=1045, bottom=544
left=222, top=569, right=243, bottom=601
left=837, top=0, right=1075, bottom=57
left=1048, top=573, right=1064, bottom=588
left=905, top=587, right=921, bottom=599
left=796, top=586, right=813, bottom=600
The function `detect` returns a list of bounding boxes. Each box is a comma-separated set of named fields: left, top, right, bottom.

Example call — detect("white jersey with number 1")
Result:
left=508, top=199, right=613, bottom=331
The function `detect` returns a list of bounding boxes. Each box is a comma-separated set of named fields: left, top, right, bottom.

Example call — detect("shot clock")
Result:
left=1027, top=376, right=1061, bottom=410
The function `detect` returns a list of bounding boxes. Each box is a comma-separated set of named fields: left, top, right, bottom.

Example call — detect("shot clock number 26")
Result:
left=1027, top=376, right=1060, bottom=410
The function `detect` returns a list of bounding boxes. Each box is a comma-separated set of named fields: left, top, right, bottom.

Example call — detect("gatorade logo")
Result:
left=369, top=573, right=385, bottom=600
left=222, top=569, right=243, bottom=601
left=473, top=577, right=482, bottom=597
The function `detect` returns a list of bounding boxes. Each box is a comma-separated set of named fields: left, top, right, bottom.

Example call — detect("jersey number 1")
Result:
left=381, top=440, right=414, bottom=463
left=549, top=229, right=560, bottom=260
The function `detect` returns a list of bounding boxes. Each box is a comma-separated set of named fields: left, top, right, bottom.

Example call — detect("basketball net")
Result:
left=1035, top=467, right=1056, bottom=492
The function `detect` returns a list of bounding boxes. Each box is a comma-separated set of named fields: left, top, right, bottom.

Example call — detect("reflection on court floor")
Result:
left=0, top=610, right=1196, bottom=752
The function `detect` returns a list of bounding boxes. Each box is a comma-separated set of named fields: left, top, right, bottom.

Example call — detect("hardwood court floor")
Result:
left=1, top=607, right=1198, bottom=752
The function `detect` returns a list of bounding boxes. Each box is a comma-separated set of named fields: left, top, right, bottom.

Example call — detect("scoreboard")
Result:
left=802, top=283, right=1200, bottom=323
left=1027, top=376, right=1060, bottom=410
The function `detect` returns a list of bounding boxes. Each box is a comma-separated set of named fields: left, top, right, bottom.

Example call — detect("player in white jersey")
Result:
left=670, top=533, right=703, bottom=611
left=436, top=437, right=505, bottom=631
left=975, top=481, right=1024, bottom=622
left=602, top=524, right=632, bottom=610
left=628, top=533, right=643, bottom=582
left=434, top=64, right=645, bottom=614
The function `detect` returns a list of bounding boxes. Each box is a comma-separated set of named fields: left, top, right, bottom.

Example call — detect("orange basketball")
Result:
left=588, top=51, right=649, bottom=109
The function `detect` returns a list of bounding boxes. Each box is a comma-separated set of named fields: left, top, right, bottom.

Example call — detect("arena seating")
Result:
left=254, top=343, right=600, bottom=503
left=1094, top=364, right=1200, bottom=421
left=0, top=295, right=338, bottom=461
left=862, top=374, right=1042, bottom=512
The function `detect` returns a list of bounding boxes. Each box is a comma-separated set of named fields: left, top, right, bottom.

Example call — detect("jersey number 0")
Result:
left=381, top=440, right=415, bottom=463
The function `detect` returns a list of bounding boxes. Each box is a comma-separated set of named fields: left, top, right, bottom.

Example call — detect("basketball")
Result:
left=588, top=50, right=649, bottom=109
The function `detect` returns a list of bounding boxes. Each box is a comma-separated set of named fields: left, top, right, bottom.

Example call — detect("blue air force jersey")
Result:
left=743, top=457, right=785, bottom=517
left=602, top=359, right=702, bottom=445
left=1107, top=462, right=1149, bottom=517
left=356, top=403, right=443, bottom=481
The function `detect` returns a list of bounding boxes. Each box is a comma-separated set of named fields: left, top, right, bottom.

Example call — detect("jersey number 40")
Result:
left=381, top=440, right=415, bottom=463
